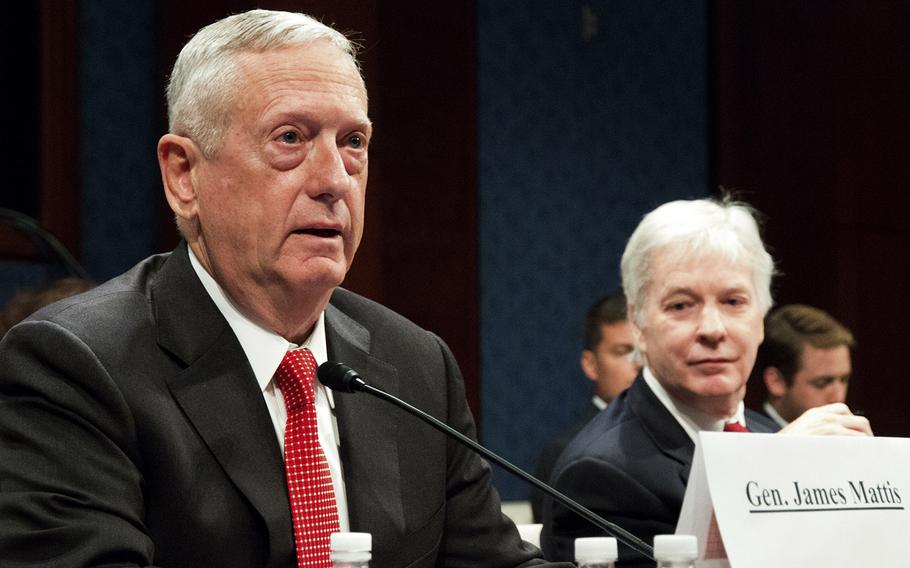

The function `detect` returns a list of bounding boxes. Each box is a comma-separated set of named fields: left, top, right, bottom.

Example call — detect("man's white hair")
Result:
left=166, top=9, right=359, bottom=158
left=620, top=197, right=775, bottom=326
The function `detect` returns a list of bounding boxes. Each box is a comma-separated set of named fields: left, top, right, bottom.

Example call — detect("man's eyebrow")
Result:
left=662, top=281, right=751, bottom=294
left=660, top=286, right=697, bottom=299
left=356, top=120, right=374, bottom=134
left=263, top=107, right=371, bottom=126
left=719, top=284, right=752, bottom=295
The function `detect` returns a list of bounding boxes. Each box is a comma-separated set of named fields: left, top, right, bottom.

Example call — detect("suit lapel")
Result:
left=153, top=243, right=293, bottom=560
left=627, top=375, right=695, bottom=485
left=324, top=300, right=406, bottom=545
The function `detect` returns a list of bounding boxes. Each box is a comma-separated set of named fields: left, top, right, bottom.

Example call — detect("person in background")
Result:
left=0, top=10, right=571, bottom=568
left=531, top=291, right=639, bottom=521
left=753, top=303, right=855, bottom=427
left=541, top=198, right=872, bottom=566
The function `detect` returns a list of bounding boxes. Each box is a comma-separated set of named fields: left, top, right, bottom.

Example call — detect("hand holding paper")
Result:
left=780, top=402, right=873, bottom=437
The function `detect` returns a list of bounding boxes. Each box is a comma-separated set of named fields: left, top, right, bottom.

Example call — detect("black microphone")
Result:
left=317, top=361, right=654, bottom=560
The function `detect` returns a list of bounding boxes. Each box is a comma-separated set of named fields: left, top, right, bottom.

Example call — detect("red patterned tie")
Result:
left=723, top=421, right=750, bottom=433
left=275, top=348, right=340, bottom=568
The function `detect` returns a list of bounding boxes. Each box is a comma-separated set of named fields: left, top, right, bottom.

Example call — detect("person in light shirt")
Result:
left=754, top=303, right=855, bottom=427
left=0, top=10, right=572, bottom=568
left=541, top=197, right=872, bottom=566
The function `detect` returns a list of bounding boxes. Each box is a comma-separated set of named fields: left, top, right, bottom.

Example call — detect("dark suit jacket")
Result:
left=0, top=243, right=568, bottom=568
left=753, top=401, right=788, bottom=429
left=531, top=402, right=601, bottom=522
left=540, top=374, right=778, bottom=567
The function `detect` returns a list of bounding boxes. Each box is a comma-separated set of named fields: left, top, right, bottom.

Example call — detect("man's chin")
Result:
left=681, top=386, right=745, bottom=418
left=690, top=374, right=746, bottom=399
left=293, top=270, right=346, bottom=292
left=280, top=257, right=348, bottom=286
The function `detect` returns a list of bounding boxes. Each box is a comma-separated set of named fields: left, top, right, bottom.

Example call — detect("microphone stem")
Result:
left=360, top=383, right=654, bottom=560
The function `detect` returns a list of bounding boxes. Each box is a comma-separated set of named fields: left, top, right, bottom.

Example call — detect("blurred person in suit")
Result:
left=753, top=303, right=855, bottom=427
left=541, top=198, right=872, bottom=566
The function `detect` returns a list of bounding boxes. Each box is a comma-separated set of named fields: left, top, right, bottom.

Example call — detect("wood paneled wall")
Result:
left=715, top=1, right=910, bottom=435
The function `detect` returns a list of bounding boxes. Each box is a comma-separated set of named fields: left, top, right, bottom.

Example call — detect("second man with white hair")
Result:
left=540, top=197, right=872, bottom=566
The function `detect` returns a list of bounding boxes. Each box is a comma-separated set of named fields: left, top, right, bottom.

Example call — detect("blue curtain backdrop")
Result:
left=80, top=0, right=160, bottom=281
left=477, top=0, right=709, bottom=500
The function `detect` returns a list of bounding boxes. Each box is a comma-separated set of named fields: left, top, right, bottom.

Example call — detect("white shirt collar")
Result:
left=592, top=396, right=608, bottom=411
left=642, top=366, right=746, bottom=443
left=187, top=247, right=333, bottom=402
left=762, top=401, right=790, bottom=428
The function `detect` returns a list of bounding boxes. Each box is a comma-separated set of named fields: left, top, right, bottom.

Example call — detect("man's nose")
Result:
left=829, top=379, right=849, bottom=403
left=304, top=136, right=354, bottom=200
left=697, top=305, right=726, bottom=343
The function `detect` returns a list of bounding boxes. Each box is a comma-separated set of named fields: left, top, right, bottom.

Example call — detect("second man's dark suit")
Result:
left=0, top=243, right=568, bottom=568
left=540, top=374, right=778, bottom=566
left=531, top=401, right=601, bottom=522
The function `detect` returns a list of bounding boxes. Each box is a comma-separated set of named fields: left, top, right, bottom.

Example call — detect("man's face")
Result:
left=190, top=42, right=371, bottom=316
left=581, top=321, right=640, bottom=402
left=634, top=248, right=765, bottom=418
left=774, top=344, right=851, bottom=422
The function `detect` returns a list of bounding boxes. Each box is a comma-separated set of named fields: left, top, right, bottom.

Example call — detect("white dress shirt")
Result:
left=188, top=248, right=350, bottom=530
left=642, top=367, right=747, bottom=443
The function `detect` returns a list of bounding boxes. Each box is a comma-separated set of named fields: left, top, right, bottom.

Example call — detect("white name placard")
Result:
left=677, top=432, right=910, bottom=568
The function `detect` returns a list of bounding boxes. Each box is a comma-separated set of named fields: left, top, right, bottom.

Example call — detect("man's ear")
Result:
left=628, top=304, right=646, bottom=355
left=158, top=134, right=202, bottom=225
left=764, top=367, right=788, bottom=398
left=580, top=350, right=598, bottom=381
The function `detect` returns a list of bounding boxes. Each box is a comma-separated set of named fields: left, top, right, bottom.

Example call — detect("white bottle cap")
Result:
left=653, top=534, right=697, bottom=561
left=330, top=532, right=372, bottom=552
left=575, top=536, right=618, bottom=562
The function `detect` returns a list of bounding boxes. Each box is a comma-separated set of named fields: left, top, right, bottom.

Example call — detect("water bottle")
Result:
left=330, top=532, right=371, bottom=568
left=574, top=536, right=617, bottom=568
left=653, top=534, right=697, bottom=568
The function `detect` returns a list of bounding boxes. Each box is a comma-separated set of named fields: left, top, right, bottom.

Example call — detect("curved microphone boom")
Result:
left=317, top=361, right=654, bottom=561
left=0, top=208, right=92, bottom=280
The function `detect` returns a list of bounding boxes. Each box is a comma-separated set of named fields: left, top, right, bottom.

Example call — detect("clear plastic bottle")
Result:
left=653, top=534, right=697, bottom=568
left=574, top=536, right=617, bottom=568
left=330, top=532, right=371, bottom=568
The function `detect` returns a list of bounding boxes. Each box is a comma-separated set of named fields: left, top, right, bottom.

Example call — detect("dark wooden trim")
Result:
left=716, top=2, right=910, bottom=436
left=0, top=1, right=80, bottom=261
left=38, top=0, right=81, bottom=256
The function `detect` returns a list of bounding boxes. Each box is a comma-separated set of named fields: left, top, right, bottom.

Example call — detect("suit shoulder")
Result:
left=557, top=395, right=641, bottom=467
left=745, top=407, right=780, bottom=433
left=23, top=253, right=169, bottom=337
left=330, top=287, right=433, bottom=338
left=327, top=288, right=458, bottom=380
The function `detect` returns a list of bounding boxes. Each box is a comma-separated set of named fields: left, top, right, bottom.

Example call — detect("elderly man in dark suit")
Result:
left=0, top=10, right=570, bottom=568
left=540, top=198, right=872, bottom=566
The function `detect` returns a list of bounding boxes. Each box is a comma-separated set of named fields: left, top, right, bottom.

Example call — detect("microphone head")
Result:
left=317, top=361, right=365, bottom=393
